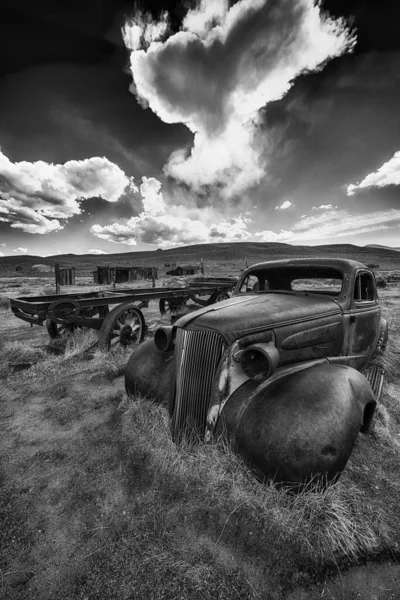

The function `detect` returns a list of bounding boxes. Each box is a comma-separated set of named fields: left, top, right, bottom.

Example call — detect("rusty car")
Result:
left=125, top=258, right=388, bottom=487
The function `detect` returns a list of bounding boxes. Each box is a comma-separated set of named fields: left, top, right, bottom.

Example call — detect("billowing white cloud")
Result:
left=182, top=0, right=228, bottom=38
left=0, top=252, right=4, bottom=257
left=123, top=0, right=355, bottom=197
left=256, top=207, right=400, bottom=243
left=312, top=204, right=336, bottom=210
left=275, top=201, right=294, bottom=210
left=88, top=249, right=108, bottom=255
left=0, top=149, right=136, bottom=234
left=13, top=247, right=28, bottom=254
left=347, top=151, right=400, bottom=195
left=0, top=242, right=5, bottom=247
left=122, top=10, right=169, bottom=51
left=91, top=176, right=251, bottom=247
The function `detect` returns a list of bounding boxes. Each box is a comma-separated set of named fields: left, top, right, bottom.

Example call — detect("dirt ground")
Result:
left=1, top=276, right=400, bottom=599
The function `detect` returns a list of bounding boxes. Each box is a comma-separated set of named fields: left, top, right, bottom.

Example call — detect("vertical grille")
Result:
left=172, top=329, right=224, bottom=442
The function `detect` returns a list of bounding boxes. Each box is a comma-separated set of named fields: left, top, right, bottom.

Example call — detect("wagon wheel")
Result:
left=46, top=299, right=81, bottom=339
left=98, top=303, right=145, bottom=352
left=206, top=291, right=230, bottom=305
left=46, top=318, right=79, bottom=339
left=159, top=297, right=186, bottom=315
left=46, top=303, right=109, bottom=338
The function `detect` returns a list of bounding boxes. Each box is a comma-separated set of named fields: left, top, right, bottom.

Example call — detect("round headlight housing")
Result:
left=154, top=326, right=175, bottom=352
left=241, top=343, right=279, bottom=381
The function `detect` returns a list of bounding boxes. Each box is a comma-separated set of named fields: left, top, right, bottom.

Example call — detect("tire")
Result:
left=206, top=291, right=230, bottom=305
left=98, top=303, right=145, bottom=352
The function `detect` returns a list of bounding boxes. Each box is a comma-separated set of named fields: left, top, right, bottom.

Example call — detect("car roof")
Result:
left=243, top=257, right=368, bottom=275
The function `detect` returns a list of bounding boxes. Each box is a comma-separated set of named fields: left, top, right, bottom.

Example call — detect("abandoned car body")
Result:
left=125, top=258, right=388, bottom=486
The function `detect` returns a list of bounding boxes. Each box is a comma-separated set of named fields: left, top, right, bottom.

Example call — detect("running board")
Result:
left=362, top=365, right=385, bottom=401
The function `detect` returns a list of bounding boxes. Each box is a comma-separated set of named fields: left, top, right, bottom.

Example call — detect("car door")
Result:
left=345, top=269, right=381, bottom=370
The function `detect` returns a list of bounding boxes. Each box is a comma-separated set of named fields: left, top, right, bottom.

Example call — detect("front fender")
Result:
left=125, top=340, right=175, bottom=409
left=215, top=363, right=376, bottom=487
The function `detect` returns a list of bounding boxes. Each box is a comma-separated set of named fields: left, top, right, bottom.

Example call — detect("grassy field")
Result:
left=1, top=272, right=400, bottom=599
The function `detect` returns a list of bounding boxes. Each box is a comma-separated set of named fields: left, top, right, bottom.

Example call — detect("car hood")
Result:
left=175, top=292, right=341, bottom=343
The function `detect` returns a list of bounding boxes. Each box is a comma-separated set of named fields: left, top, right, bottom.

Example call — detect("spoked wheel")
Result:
left=46, top=299, right=81, bottom=339
left=46, top=304, right=109, bottom=339
left=98, top=303, right=145, bottom=352
left=159, top=297, right=186, bottom=315
left=206, top=291, right=230, bottom=305
left=46, top=318, right=79, bottom=339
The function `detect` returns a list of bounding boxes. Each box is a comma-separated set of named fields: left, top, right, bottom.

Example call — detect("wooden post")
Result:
left=200, top=257, right=204, bottom=275
left=245, top=257, right=248, bottom=269
left=55, top=262, right=60, bottom=295
left=152, top=268, right=156, bottom=288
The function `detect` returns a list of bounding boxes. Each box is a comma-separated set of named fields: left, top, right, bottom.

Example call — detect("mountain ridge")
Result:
left=1, top=242, right=400, bottom=275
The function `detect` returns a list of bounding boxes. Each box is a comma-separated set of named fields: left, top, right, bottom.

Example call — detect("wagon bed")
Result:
left=9, top=280, right=236, bottom=351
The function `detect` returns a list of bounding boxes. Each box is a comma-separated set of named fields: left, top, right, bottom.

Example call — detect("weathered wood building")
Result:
left=93, top=266, right=158, bottom=285
left=59, top=267, right=76, bottom=285
left=166, top=265, right=199, bottom=276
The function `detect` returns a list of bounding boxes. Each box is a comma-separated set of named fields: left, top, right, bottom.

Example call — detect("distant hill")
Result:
left=1, top=242, right=400, bottom=277
left=365, top=244, right=400, bottom=252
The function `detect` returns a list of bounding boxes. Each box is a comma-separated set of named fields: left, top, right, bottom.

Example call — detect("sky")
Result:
left=0, top=0, right=399, bottom=257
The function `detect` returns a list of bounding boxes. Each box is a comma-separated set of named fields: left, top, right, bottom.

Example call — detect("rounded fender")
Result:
left=125, top=339, right=175, bottom=408
left=215, top=363, right=376, bottom=487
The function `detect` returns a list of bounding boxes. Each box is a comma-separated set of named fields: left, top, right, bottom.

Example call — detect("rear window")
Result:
left=291, top=278, right=342, bottom=293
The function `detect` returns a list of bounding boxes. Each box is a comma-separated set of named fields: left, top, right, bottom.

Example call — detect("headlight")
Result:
left=154, top=326, right=175, bottom=352
left=241, top=343, right=279, bottom=381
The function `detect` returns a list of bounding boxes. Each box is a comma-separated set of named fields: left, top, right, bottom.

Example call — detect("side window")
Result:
left=353, top=272, right=376, bottom=302
left=239, top=275, right=259, bottom=293
left=239, top=275, right=272, bottom=293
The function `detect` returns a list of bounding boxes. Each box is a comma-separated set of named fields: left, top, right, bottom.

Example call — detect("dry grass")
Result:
left=121, top=396, right=387, bottom=570
left=0, top=284, right=400, bottom=599
left=41, top=284, right=56, bottom=295
left=0, top=340, right=47, bottom=365
left=91, top=346, right=133, bottom=379
left=0, top=294, right=10, bottom=309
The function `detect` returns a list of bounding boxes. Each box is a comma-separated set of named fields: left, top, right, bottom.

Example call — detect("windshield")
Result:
left=237, top=266, right=344, bottom=297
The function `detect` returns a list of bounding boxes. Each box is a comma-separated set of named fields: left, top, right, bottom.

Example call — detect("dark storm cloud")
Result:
left=257, top=51, right=400, bottom=212
left=0, top=63, right=191, bottom=173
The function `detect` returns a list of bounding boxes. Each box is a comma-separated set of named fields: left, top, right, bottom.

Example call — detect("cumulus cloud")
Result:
left=0, top=243, right=6, bottom=247
left=123, top=0, right=355, bottom=197
left=123, top=10, right=169, bottom=51
left=256, top=207, right=400, bottom=243
left=347, top=151, right=400, bottom=195
left=312, top=204, right=336, bottom=210
left=275, top=200, right=293, bottom=210
left=88, top=249, right=108, bottom=255
left=91, top=176, right=252, bottom=247
left=0, top=149, right=136, bottom=234
left=13, top=247, right=28, bottom=254
left=0, top=252, right=4, bottom=257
